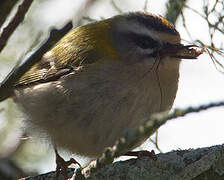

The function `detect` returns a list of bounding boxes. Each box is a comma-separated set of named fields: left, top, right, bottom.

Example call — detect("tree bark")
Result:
left=22, top=144, right=224, bottom=180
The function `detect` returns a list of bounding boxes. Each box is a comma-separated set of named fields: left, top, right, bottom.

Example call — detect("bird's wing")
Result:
left=14, top=21, right=117, bottom=87
left=14, top=54, right=74, bottom=87
left=15, top=29, right=86, bottom=87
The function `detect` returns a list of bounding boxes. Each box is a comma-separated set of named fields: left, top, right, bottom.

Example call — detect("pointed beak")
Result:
left=157, top=44, right=204, bottom=59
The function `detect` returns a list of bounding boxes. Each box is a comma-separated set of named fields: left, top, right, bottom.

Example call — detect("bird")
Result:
left=8, top=12, right=201, bottom=159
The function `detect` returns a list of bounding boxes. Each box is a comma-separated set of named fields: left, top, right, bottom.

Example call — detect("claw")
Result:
left=55, top=148, right=81, bottom=180
left=124, top=150, right=157, bottom=161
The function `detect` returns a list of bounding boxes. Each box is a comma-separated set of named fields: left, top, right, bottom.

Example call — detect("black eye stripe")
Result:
left=134, top=35, right=160, bottom=49
left=124, top=33, right=160, bottom=49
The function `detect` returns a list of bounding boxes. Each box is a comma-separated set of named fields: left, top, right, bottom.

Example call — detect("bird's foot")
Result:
left=55, top=148, right=81, bottom=180
left=124, top=150, right=157, bottom=160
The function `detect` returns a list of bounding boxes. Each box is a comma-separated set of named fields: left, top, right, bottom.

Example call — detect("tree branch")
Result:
left=21, top=144, right=224, bottom=180
left=0, top=0, right=34, bottom=53
left=0, top=0, right=18, bottom=27
left=165, top=0, right=187, bottom=24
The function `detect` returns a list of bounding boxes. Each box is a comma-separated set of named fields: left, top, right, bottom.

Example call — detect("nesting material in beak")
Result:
left=157, top=44, right=204, bottom=59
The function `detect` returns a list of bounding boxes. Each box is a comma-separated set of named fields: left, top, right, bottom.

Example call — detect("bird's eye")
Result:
left=128, top=33, right=160, bottom=49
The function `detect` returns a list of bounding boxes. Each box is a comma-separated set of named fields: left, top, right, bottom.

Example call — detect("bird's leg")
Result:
left=124, top=150, right=157, bottom=161
left=54, top=147, right=82, bottom=180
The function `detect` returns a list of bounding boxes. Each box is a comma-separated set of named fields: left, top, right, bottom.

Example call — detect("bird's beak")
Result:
left=157, top=44, right=204, bottom=59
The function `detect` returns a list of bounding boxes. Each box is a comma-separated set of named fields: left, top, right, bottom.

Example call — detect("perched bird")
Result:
left=8, top=12, right=200, bottom=158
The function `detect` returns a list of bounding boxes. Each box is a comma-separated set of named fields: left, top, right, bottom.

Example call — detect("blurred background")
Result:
left=0, top=0, right=223, bottom=178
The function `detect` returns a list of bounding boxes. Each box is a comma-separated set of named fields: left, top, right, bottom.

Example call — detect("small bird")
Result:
left=9, top=12, right=200, bottom=158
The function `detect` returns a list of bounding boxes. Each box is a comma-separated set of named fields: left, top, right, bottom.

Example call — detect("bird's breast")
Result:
left=14, top=57, right=180, bottom=157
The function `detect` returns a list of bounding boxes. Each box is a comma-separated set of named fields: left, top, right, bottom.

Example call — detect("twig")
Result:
left=0, top=0, right=34, bottom=53
left=0, top=21, right=73, bottom=102
left=181, top=1, right=224, bottom=74
left=165, top=0, right=188, bottom=24
left=183, top=4, right=206, bottom=18
left=111, top=0, right=123, bottom=13
left=82, top=16, right=97, bottom=23
left=0, top=0, right=19, bottom=27
left=149, top=131, right=163, bottom=153
left=143, top=0, right=149, bottom=12
left=180, top=11, right=194, bottom=41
